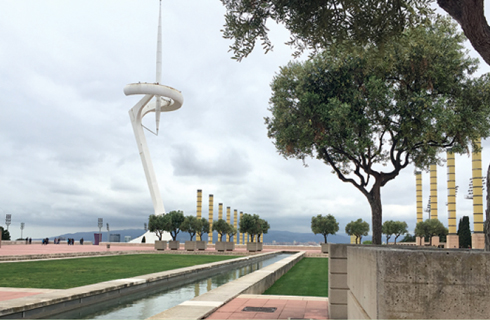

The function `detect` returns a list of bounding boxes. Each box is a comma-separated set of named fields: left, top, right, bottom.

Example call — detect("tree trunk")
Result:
left=367, top=186, right=383, bottom=245
left=438, top=0, right=490, bottom=66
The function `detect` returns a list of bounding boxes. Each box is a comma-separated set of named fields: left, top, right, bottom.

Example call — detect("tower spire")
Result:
left=155, top=0, right=162, bottom=134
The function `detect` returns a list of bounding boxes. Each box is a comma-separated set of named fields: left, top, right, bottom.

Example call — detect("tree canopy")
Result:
left=311, top=214, right=339, bottom=243
left=414, top=219, right=448, bottom=246
left=239, top=213, right=270, bottom=242
left=221, top=0, right=490, bottom=67
left=148, top=214, right=171, bottom=241
left=345, top=218, right=370, bottom=244
left=265, top=19, right=490, bottom=244
left=213, top=219, right=231, bottom=242
left=196, top=218, right=210, bottom=241
left=180, top=215, right=200, bottom=241
left=165, top=210, right=185, bottom=241
left=457, top=216, right=472, bottom=248
left=382, top=220, right=408, bottom=244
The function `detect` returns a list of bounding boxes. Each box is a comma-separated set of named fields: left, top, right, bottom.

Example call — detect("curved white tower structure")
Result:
left=127, top=1, right=183, bottom=243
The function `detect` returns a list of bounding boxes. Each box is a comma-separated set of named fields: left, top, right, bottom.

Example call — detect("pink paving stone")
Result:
left=279, top=310, right=305, bottom=319
left=252, top=311, right=282, bottom=319
left=307, top=300, right=328, bottom=308
left=229, top=312, right=257, bottom=319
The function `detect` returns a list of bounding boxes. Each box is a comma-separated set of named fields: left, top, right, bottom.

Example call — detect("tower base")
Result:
left=431, top=236, right=440, bottom=247
left=446, top=235, right=459, bottom=249
left=416, top=236, right=424, bottom=246
left=472, top=233, right=485, bottom=249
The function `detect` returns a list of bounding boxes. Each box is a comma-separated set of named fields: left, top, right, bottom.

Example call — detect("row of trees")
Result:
left=311, top=214, right=371, bottom=244
left=148, top=211, right=270, bottom=243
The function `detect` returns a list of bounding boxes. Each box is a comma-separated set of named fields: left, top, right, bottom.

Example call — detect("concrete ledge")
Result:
left=147, top=251, right=305, bottom=319
left=0, top=251, right=283, bottom=319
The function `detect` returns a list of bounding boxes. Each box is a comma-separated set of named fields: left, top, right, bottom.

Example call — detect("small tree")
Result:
left=239, top=213, right=262, bottom=242
left=457, top=216, right=472, bottom=248
left=213, top=219, right=230, bottom=242
left=165, top=210, right=185, bottom=241
left=257, top=219, right=270, bottom=242
left=196, top=218, right=210, bottom=241
left=399, top=234, right=416, bottom=243
left=311, top=214, right=339, bottom=243
left=382, top=220, right=396, bottom=244
left=180, top=215, right=200, bottom=241
left=415, top=219, right=448, bottom=246
left=345, top=219, right=370, bottom=244
left=148, top=214, right=172, bottom=241
left=393, top=221, right=408, bottom=244
left=227, top=225, right=237, bottom=242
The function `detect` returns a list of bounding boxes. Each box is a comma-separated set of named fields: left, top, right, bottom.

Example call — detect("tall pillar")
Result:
left=240, top=211, right=243, bottom=244
left=208, top=195, right=213, bottom=244
left=226, top=206, right=231, bottom=241
left=446, top=150, right=459, bottom=248
left=234, top=209, right=238, bottom=244
left=197, top=189, right=202, bottom=240
left=415, top=171, right=424, bottom=246
left=218, top=203, right=223, bottom=220
left=430, top=164, right=439, bottom=246
left=350, top=235, right=356, bottom=244
left=472, top=139, right=485, bottom=249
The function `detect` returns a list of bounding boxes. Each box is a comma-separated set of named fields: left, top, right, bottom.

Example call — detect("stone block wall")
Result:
left=347, top=246, right=490, bottom=319
left=328, top=243, right=353, bottom=319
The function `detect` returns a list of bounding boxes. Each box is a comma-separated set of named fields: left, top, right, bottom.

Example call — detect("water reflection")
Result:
left=48, top=254, right=287, bottom=320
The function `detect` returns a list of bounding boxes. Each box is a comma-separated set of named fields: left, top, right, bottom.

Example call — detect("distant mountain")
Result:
left=47, top=229, right=355, bottom=244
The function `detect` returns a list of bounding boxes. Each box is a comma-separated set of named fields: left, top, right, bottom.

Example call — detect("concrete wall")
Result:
left=328, top=243, right=354, bottom=319
left=347, top=246, right=490, bottom=319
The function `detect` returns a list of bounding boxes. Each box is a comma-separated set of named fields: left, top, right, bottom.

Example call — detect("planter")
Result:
left=225, top=241, right=235, bottom=251
left=196, top=241, right=207, bottom=251
left=321, top=243, right=329, bottom=254
left=154, top=240, right=167, bottom=251
left=185, top=241, right=197, bottom=251
left=168, top=240, right=180, bottom=250
left=246, top=242, right=263, bottom=252
left=215, top=241, right=226, bottom=252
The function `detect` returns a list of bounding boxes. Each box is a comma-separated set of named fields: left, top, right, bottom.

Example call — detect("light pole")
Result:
left=107, top=223, right=110, bottom=242
left=5, top=214, right=11, bottom=231
left=98, top=218, right=103, bottom=233
left=20, top=222, right=25, bottom=239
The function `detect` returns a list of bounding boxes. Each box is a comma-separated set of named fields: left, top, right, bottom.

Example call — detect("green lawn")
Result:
left=0, top=254, right=238, bottom=289
left=263, top=257, right=328, bottom=297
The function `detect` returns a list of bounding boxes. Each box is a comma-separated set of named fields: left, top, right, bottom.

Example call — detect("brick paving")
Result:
left=206, top=294, right=328, bottom=319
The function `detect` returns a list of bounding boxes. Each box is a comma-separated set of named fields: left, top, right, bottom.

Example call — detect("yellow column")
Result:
left=415, top=171, right=423, bottom=223
left=472, top=139, right=484, bottom=249
left=208, top=195, right=213, bottom=244
left=447, top=151, right=457, bottom=234
left=234, top=209, right=238, bottom=244
left=350, top=235, right=356, bottom=244
left=196, top=190, right=202, bottom=220
left=430, top=164, right=438, bottom=220
left=218, top=203, right=223, bottom=220
left=239, top=211, right=243, bottom=244
left=226, top=206, right=231, bottom=241
left=197, top=189, right=203, bottom=240
left=446, top=151, right=459, bottom=248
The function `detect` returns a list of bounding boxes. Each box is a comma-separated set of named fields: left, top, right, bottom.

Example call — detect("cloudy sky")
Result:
left=1, top=1, right=490, bottom=240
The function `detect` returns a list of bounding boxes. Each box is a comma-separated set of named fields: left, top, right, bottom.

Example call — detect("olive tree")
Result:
left=345, top=219, right=370, bottom=244
left=213, top=219, right=231, bottom=242
left=383, top=220, right=408, bottom=244
left=196, top=218, right=210, bottom=241
left=165, top=210, right=185, bottom=241
left=414, top=219, right=448, bottom=246
left=148, top=214, right=171, bottom=241
left=180, top=215, right=200, bottom=241
left=265, top=19, right=490, bottom=244
left=311, top=214, right=339, bottom=243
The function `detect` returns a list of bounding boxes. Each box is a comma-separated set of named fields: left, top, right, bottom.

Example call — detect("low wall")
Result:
left=0, top=251, right=282, bottom=319
left=347, top=246, right=490, bottom=319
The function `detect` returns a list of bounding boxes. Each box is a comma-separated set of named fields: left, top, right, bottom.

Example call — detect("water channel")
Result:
left=49, top=253, right=291, bottom=319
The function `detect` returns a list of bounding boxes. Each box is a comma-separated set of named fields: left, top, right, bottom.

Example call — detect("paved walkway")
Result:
left=206, top=294, right=328, bottom=319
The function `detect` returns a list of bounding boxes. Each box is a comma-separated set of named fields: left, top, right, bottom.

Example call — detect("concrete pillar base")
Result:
left=446, top=234, right=459, bottom=249
left=472, top=233, right=485, bottom=249
left=431, top=236, right=440, bottom=247
left=416, top=236, right=424, bottom=246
